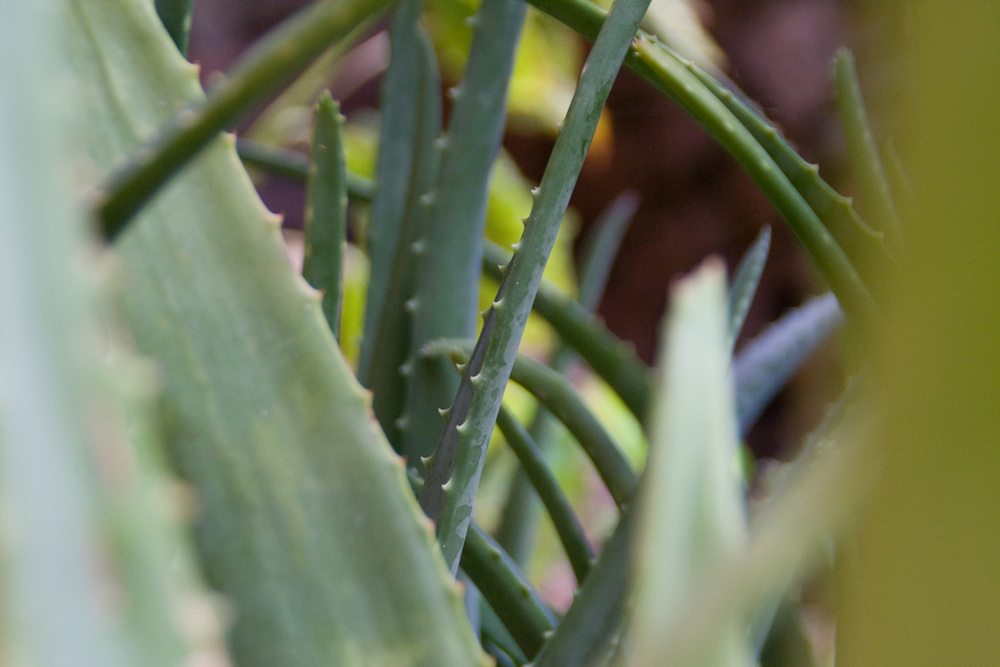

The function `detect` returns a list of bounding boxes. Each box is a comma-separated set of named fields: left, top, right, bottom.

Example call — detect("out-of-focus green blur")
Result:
left=839, top=4, right=1000, bottom=665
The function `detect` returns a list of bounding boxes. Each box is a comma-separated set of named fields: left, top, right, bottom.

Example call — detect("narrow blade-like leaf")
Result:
left=154, top=0, right=195, bottom=56
left=303, top=92, right=348, bottom=340
left=532, top=510, right=635, bottom=667
left=728, top=225, right=771, bottom=349
left=368, top=28, right=442, bottom=449
left=733, top=293, right=844, bottom=437
left=629, top=259, right=751, bottom=667
left=359, top=0, right=430, bottom=383
left=833, top=49, right=902, bottom=249
left=404, top=0, right=528, bottom=464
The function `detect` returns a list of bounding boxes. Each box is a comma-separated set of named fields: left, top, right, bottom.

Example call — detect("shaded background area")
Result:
left=188, top=0, right=890, bottom=461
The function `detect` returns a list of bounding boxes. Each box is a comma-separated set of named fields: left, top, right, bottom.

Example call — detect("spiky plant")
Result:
left=3, top=1, right=995, bottom=667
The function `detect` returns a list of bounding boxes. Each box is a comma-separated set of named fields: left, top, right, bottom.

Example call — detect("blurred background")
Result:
left=183, top=4, right=903, bottom=622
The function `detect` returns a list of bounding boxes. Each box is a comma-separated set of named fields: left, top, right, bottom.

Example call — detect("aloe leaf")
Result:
left=236, top=138, right=375, bottom=201
left=303, top=92, right=348, bottom=340
left=687, top=65, right=891, bottom=274
left=517, top=0, right=878, bottom=328
left=647, top=378, right=876, bottom=665
left=425, top=338, right=638, bottom=508
left=628, top=260, right=752, bottom=667
left=419, top=0, right=655, bottom=572
left=0, top=6, right=129, bottom=664
left=733, top=293, right=844, bottom=437
left=64, top=1, right=487, bottom=664
left=495, top=405, right=595, bottom=583
left=462, top=525, right=559, bottom=658
left=359, top=0, right=430, bottom=383
left=483, top=240, right=653, bottom=423
left=368, top=28, right=442, bottom=449
left=404, top=0, right=528, bottom=464
left=833, top=49, right=902, bottom=249
left=486, top=644, right=519, bottom=667
left=104, top=347, right=226, bottom=667
left=405, top=471, right=556, bottom=659
left=154, top=0, right=194, bottom=55
left=728, top=225, right=770, bottom=350
left=496, top=192, right=636, bottom=564
left=95, top=0, right=390, bottom=239
left=480, top=599, right=530, bottom=665
left=532, top=509, right=635, bottom=667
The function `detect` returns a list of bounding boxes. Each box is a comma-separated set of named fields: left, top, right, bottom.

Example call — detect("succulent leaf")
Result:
left=64, top=1, right=487, bottom=663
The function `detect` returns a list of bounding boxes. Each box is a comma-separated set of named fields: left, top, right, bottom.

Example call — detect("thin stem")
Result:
left=532, top=510, right=635, bottom=667
left=236, top=138, right=374, bottom=201
left=406, top=472, right=555, bottom=659
left=495, top=405, right=595, bottom=584
left=462, top=525, right=558, bottom=659
left=496, top=193, right=636, bottom=564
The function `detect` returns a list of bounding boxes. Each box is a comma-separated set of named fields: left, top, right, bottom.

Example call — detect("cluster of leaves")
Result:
left=0, top=0, right=902, bottom=665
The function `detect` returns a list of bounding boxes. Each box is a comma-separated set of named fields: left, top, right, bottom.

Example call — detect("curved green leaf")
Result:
left=495, top=405, right=595, bottom=584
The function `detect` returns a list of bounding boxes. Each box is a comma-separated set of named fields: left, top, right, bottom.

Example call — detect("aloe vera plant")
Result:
left=7, top=0, right=989, bottom=666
